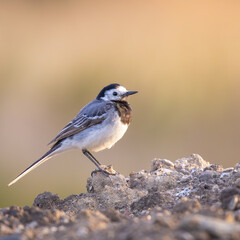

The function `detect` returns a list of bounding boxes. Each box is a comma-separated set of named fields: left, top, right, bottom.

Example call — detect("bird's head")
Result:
left=96, top=83, right=138, bottom=102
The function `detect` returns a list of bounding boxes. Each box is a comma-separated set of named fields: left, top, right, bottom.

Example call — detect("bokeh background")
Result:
left=1, top=0, right=240, bottom=207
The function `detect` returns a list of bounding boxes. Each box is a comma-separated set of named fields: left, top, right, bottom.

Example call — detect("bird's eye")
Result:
left=113, top=91, right=118, bottom=96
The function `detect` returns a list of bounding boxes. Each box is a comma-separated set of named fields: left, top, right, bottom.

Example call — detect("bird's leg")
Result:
left=82, top=149, right=101, bottom=168
left=85, top=150, right=101, bottom=165
left=82, top=149, right=115, bottom=177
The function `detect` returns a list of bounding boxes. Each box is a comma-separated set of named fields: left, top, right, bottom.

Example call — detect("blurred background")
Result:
left=0, top=0, right=240, bottom=207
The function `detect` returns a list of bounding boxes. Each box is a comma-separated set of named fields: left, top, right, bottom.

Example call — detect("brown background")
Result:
left=0, top=0, right=240, bottom=207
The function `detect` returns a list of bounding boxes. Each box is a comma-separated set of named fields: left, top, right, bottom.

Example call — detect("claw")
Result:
left=91, top=168, right=116, bottom=177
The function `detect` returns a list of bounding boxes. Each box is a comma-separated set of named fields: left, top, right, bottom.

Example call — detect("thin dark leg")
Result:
left=82, top=149, right=115, bottom=176
left=85, top=150, right=101, bottom=165
left=82, top=149, right=101, bottom=169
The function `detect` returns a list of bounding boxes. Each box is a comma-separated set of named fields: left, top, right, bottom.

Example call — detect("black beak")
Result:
left=122, top=91, right=138, bottom=97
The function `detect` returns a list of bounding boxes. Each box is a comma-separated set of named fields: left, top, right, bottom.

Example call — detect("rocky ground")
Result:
left=1, top=154, right=240, bottom=240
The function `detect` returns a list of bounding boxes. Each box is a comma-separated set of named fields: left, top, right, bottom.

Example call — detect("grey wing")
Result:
left=48, top=100, right=113, bottom=145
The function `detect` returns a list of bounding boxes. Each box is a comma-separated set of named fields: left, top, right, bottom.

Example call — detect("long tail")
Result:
left=8, top=142, right=62, bottom=187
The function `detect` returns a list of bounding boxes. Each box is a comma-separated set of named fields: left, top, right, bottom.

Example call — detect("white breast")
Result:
left=70, top=111, right=129, bottom=152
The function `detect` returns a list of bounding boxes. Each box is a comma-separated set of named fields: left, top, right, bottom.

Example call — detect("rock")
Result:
left=180, top=214, right=240, bottom=238
left=204, top=164, right=223, bottom=172
left=151, top=212, right=174, bottom=228
left=130, top=192, right=168, bottom=213
left=0, top=225, right=14, bottom=236
left=180, top=175, right=192, bottom=184
left=174, top=154, right=210, bottom=172
left=232, top=172, right=240, bottom=184
left=1, top=154, right=240, bottom=240
left=235, top=178, right=240, bottom=188
left=77, top=209, right=109, bottom=231
left=234, top=161, right=240, bottom=172
left=0, top=235, right=22, bottom=240
left=220, top=187, right=240, bottom=210
left=33, top=192, right=62, bottom=209
left=173, top=198, right=201, bottom=213
left=223, top=167, right=234, bottom=173
left=199, top=170, right=220, bottom=182
left=86, top=171, right=146, bottom=212
left=101, top=208, right=128, bottom=222
left=151, top=158, right=175, bottom=171
left=234, top=209, right=240, bottom=221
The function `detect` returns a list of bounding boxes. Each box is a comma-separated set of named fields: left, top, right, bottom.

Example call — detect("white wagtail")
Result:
left=8, top=83, right=137, bottom=186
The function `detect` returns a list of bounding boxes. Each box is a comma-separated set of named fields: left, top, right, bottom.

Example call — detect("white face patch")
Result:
left=117, top=86, right=127, bottom=93
left=101, top=85, right=128, bottom=101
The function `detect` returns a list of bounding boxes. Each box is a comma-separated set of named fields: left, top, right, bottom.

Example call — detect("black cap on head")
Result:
left=96, top=83, right=120, bottom=99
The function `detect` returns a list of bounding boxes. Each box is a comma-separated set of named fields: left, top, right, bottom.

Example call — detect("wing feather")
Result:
left=48, top=100, right=113, bottom=145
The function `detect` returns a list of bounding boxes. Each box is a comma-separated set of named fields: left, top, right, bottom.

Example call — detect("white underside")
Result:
left=60, top=112, right=128, bottom=152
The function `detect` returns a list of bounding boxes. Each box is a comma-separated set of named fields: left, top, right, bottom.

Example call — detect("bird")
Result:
left=8, top=83, right=138, bottom=186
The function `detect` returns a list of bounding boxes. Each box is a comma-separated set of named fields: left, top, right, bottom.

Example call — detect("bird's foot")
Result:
left=91, top=165, right=117, bottom=177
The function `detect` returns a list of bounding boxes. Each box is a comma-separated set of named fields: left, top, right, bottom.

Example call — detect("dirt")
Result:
left=1, top=154, right=240, bottom=240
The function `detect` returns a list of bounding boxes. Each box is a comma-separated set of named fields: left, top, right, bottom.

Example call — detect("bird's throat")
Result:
left=112, top=100, right=132, bottom=125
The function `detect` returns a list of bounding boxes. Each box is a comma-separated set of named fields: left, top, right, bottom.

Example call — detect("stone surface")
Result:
left=1, top=155, right=240, bottom=240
